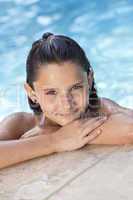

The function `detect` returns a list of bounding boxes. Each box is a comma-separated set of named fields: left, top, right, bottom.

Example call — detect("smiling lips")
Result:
left=57, top=108, right=79, bottom=116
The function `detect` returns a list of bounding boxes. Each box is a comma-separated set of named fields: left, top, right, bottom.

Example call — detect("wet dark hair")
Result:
left=26, top=32, right=101, bottom=117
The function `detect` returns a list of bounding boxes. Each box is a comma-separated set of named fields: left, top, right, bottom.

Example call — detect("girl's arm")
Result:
left=0, top=113, right=105, bottom=169
left=0, top=126, right=55, bottom=170
left=88, top=112, right=133, bottom=145
left=0, top=113, right=56, bottom=169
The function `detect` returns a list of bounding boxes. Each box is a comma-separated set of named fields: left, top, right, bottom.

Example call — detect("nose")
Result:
left=59, top=93, right=72, bottom=111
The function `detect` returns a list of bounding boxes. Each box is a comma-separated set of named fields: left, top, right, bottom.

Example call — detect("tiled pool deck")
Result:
left=0, top=144, right=133, bottom=200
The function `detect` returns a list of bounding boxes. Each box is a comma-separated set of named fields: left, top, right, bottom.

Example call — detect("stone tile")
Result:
left=48, top=145, right=133, bottom=200
left=0, top=145, right=119, bottom=200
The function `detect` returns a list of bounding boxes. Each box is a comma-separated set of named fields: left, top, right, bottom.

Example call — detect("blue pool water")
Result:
left=0, top=0, right=133, bottom=120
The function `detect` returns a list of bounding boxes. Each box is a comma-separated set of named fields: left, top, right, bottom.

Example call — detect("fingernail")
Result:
left=97, top=129, right=102, bottom=134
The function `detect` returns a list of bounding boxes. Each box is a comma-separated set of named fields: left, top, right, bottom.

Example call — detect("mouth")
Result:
left=57, top=108, right=79, bottom=116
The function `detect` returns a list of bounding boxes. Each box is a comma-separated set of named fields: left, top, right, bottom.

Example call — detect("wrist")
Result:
left=51, top=132, right=61, bottom=153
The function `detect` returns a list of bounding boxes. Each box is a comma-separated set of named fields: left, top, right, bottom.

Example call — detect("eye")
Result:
left=45, top=90, right=57, bottom=95
left=72, top=85, right=83, bottom=90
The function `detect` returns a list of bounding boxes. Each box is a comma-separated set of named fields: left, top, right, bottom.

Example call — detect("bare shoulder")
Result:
left=101, top=97, right=120, bottom=107
left=101, top=97, right=133, bottom=117
left=100, top=97, right=123, bottom=115
left=0, top=112, right=36, bottom=140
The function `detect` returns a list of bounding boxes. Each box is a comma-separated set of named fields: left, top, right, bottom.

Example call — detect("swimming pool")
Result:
left=0, top=0, right=133, bottom=120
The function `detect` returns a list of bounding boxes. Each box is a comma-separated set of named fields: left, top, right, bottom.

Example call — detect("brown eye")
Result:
left=46, top=90, right=57, bottom=95
left=72, top=85, right=83, bottom=90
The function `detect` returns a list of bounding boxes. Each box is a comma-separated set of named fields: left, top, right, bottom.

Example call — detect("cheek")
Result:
left=37, top=93, right=56, bottom=112
left=38, top=90, right=52, bottom=102
left=41, top=102, right=57, bottom=116
left=44, top=100, right=56, bottom=112
left=74, top=88, right=89, bottom=106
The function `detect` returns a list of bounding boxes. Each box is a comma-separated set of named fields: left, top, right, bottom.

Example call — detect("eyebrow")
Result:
left=43, top=81, right=84, bottom=91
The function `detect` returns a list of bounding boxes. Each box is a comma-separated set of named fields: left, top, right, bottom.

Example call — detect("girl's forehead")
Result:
left=34, top=62, right=87, bottom=88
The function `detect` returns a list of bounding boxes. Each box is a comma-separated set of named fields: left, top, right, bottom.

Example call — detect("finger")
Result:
left=75, top=116, right=103, bottom=126
left=83, top=115, right=107, bottom=124
left=83, top=129, right=102, bottom=144
left=81, top=115, right=107, bottom=126
left=81, top=117, right=107, bottom=135
left=21, top=127, right=39, bottom=138
left=82, top=119, right=106, bottom=133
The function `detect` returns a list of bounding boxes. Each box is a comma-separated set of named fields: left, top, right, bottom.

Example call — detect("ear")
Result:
left=24, top=82, right=37, bottom=103
left=87, top=70, right=93, bottom=90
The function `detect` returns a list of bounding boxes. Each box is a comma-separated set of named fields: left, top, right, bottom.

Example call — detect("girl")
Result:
left=0, top=32, right=133, bottom=169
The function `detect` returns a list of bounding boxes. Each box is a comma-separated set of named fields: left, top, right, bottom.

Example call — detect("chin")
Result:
left=57, top=120, right=73, bottom=126
left=49, top=108, right=84, bottom=126
left=54, top=114, right=80, bottom=126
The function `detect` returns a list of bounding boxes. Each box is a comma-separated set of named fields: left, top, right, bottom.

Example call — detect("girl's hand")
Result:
left=52, top=116, right=108, bottom=152
left=20, top=126, right=44, bottom=139
left=20, top=114, right=60, bottom=139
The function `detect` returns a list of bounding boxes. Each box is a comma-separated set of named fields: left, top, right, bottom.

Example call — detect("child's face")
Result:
left=26, top=61, right=92, bottom=126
